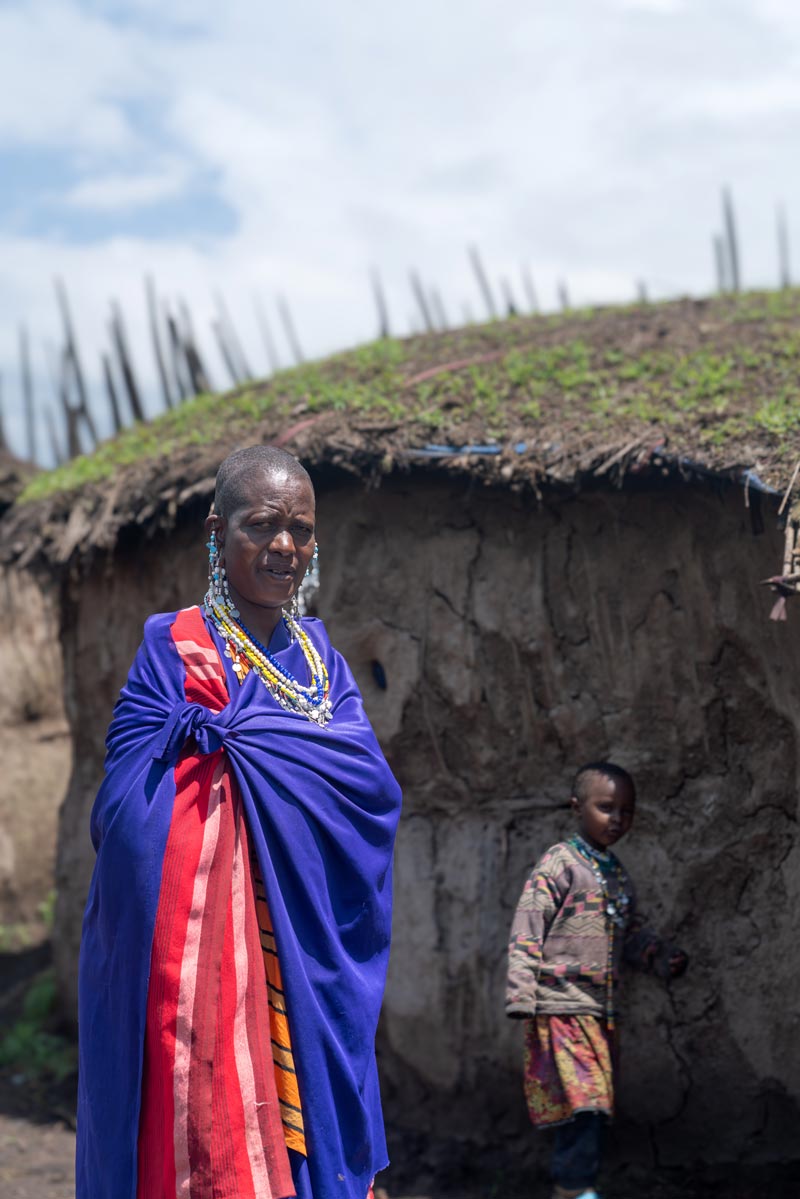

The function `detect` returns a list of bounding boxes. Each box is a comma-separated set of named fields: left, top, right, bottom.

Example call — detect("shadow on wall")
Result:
left=50, top=475, right=800, bottom=1171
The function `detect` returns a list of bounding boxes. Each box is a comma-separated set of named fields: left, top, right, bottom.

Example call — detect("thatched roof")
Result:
left=0, top=450, right=36, bottom=518
left=4, top=289, right=800, bottom=569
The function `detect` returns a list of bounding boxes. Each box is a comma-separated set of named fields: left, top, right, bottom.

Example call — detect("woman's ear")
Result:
left=205, top=513, right=225, bottom=543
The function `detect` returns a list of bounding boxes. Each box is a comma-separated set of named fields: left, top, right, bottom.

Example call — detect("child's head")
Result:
left=570, top=761, right=636, bottom=851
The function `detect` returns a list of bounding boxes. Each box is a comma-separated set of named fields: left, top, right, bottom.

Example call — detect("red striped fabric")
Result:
left=137, top=607, right=293, bottom=1199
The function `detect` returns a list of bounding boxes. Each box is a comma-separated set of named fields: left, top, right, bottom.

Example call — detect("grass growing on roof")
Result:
left=17, top=287, right=800, bottom=503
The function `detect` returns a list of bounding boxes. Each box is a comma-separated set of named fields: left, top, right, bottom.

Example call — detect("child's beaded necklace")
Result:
left=568, top=833, right=631, bottom=1030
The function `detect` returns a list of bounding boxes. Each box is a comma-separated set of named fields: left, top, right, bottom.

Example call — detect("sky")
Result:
left=3, top=0, right=800, bottom=462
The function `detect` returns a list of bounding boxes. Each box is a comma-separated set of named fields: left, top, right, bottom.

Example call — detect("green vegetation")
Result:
left=17, top=287, right=800, bottom=504
left=0, top=889, right=57, bottom=952
left=0, top=969, right=77, bottom=1085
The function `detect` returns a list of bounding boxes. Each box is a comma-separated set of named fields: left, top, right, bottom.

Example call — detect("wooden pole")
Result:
left=45, top=343, right=79, bottom=459
left=54, top=278, right=98, bottom=446
left=722, top=186, right=741, bottom=292
left=19, top=325, right=36, bottom=464
left=254, top=295, right=280, bottom=373
left=165, top=309, right=192, bottom=402
left=521, top=265, right=539, bottom=313
left=212, top=319, right=243, bottom=387
left=146, top=276, right=174, bottom=410
left=277, top=295, right=304, bottom=365
left=215, top=292, right=252, bottom=381
left=183, top=335, right=213, bottom=395
left=174, top=302, right=213, bottom=394
left=430, top=287, right=448, bottom=330
left=370, top=268, right=391, bottom=339
left=110, top=302, right=146, bottom=423
left=409, top=272, right=434, bottom=332
left=778, top=204, right=791, bottom=289
left=713, top=234, right=728, bottom=293
left=558, top=280, right=571, bottom=311
left=44, top=405, right=65, bottom=466
left=101, top=352, right=124, bottom=435
left=59, top=348, right=83, bottom=458
left=468, top=245, right=497, bottom=319
left=500, top=277, right=518, bottom=316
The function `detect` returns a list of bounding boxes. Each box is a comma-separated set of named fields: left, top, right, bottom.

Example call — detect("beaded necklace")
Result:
left=568, top=833, right=630, bottom=1030
left=204, top=590, right=332, bottom=727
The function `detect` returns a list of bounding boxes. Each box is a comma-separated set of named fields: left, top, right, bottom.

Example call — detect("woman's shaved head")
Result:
left=213, top=445, right=313, bottom=519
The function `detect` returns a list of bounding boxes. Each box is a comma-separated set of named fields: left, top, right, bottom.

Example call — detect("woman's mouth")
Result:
left=263, top=565, right=295, bottom=582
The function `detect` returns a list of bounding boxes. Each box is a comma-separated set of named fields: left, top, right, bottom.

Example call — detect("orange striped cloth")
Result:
left=250, top=851, right=307, bottom=1156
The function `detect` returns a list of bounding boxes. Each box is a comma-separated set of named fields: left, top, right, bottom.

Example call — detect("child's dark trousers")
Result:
left=552, top=1111, right=606, bottom=1189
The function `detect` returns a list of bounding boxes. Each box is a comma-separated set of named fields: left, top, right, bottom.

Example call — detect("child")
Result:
left=505, top=761, right=687, bottom=1199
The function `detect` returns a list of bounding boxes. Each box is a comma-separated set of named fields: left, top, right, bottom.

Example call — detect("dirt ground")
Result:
left=2, top=953, right=798, bottom=1199
left=2, top=1106, right=800, bottom=1199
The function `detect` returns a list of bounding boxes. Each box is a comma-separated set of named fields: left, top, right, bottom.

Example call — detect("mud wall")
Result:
left=0, top=565, right=70, bottom=938
left=54, top=476, right=800, bottom=1170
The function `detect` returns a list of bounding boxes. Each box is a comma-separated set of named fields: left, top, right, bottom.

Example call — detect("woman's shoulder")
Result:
left=139, top=606, right=208, bottom=657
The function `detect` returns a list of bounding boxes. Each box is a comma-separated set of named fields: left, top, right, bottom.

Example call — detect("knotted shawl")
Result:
left=77, top=607, right=402, bottom=1199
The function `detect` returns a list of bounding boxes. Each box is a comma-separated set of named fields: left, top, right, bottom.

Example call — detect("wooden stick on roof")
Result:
left=277, top=295, right=304, bottom=365
left=165, top=308, right=192, bottom=402
left=101, top=352, right=124, bottom=435
left=370, top=268, right=391, bottom=340
left=521, top=265, right=539, bottom=313
left=777, top=203, right=791, bottom=290
left=146, top=276, right=175, bottom=411
left=409, top=271, right=434, bottom=332
left=215, top=292, right=252, bottom=381
left=44, top=404, right=66, bottom=466
left=54, top=278, right=98, bottom=448
left=468, top=245, right=497, bottom=319
left=254, top=295, right=280, bottom=374
left=212, top=319, right=243, bottom=387
left=19, top=325, right=36, bottom=464
left=430, top=287, right=448, bottom=330
left=110, top=301, right=146, bottom=423
left=722, top=186, right=741, bottom=292
left=500, top=277, right=518, bottom=317
left=713, top=234, right=728, bottom=293
left=176, top=301, right=213, bottom=394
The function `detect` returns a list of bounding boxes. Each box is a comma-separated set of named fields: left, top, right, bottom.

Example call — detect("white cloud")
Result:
left=63, top=164, right=190, bottom=210
left=3, top=0, right=800, bottom=462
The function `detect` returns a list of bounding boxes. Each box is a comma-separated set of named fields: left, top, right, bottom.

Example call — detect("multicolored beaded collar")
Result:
left=204, top=532, right=332, bottom=727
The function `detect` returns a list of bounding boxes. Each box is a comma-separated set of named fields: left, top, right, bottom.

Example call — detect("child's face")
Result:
left=571, top=774, right=635, bottom=850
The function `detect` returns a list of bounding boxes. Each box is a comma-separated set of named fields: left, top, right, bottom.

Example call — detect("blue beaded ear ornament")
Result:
left=205, top=527, right=239, bottom=618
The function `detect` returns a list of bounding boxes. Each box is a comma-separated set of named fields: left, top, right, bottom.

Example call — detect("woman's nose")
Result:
left=269, top=529, right=294, bottom=554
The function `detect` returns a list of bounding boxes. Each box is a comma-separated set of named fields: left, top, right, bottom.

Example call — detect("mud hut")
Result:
left=0, top=451, right=69, bottom=941
left=3, top=292, right=800, bottom=1181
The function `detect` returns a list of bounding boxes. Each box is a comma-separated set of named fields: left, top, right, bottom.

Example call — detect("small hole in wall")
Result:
left=371, top=660, right=387, bottom=691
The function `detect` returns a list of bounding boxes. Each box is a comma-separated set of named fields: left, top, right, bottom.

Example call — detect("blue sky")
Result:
left=3, top=0, right=800, bottom=461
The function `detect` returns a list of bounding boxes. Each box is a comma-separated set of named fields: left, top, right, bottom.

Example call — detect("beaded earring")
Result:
left=205, top=528, right=239, bottom=618
left=294, top=542, right=320, bottom=619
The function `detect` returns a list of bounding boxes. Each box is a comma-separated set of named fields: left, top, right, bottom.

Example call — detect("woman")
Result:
left=78, top=444, right=402, bottom=1199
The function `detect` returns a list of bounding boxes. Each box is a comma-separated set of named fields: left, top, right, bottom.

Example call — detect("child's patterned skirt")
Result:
left=523, top=1014, right=617, bottom=1127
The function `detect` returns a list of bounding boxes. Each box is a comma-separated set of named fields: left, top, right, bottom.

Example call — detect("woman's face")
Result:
left=211, top=468, right=316, bottom=620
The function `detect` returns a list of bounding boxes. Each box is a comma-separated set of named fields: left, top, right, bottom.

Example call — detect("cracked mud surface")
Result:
left=43, top=475, right=800, bottom=1173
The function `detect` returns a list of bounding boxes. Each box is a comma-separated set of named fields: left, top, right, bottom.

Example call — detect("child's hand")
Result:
left=668, top=949, right=688, bottom=978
